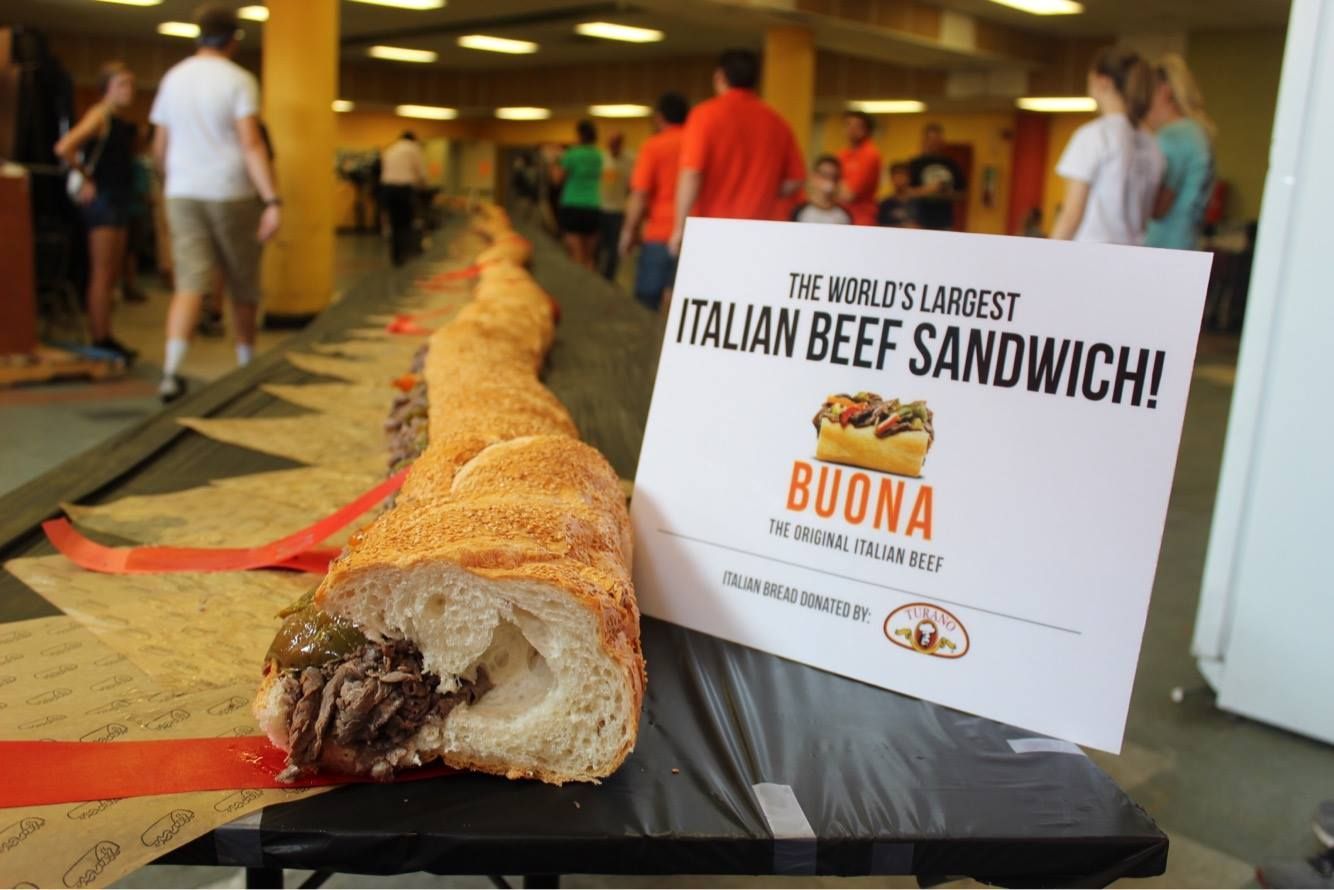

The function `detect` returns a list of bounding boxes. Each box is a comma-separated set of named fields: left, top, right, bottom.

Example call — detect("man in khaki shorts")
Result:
left=150, top=3, right=281, bottom=401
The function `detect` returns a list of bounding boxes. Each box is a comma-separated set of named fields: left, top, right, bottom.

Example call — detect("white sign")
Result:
left=630, top=218, right=1212, bottom=753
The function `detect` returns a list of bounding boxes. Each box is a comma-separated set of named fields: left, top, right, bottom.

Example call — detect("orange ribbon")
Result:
left=385, top=305, right=457, bottom=336
left=42, top=469, right=408, bottom=575
left=0, top=737, right=454, bottom=807
left=417, top=263, right=480, bottom=291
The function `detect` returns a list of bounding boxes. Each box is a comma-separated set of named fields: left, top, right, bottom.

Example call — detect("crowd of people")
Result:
left=531, top=45, right=1215, bottom=313
left=55, top=3, right=279, bottom=400
left=54, top=18, right=1216, bottom=393
left=1049, top=47, right=1216, bottom=248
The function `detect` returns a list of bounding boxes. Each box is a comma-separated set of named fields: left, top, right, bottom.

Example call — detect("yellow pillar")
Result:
left=761, top=26, right=816, bottom=157
left=260, top=0, right=338, bottom=322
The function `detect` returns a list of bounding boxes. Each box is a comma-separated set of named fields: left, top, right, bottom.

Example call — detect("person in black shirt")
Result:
left=877, top=161, right=916, bottom=228
left=53, top=60, right=139, bottom=362
left=907, top=123, right=967, bottom=230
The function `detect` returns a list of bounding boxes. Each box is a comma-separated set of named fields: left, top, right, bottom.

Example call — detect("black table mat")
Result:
left=0, top=221, right=1166, bottom=886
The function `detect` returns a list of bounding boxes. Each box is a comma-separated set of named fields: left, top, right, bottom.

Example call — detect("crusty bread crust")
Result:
left=816, top=421, right=931, bottom=477
left=317, top=435, right=643, bottom=784
left=476, top=235, right=532, bottom=267
left=254, top=207, right=643, bottom=785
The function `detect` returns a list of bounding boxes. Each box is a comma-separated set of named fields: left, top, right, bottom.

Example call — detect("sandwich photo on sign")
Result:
left=813, top=393, right=935, bottom=477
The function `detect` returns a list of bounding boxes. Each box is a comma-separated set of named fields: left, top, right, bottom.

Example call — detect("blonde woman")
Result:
left=53, top=61, right=139, bottom=361
left=1145, top=54, right=1216, bottom=250
left=1049, top=47, right=1164, bottom=245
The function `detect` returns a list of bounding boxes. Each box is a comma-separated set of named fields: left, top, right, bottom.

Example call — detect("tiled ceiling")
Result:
left=933, top=0, right=1290, bottom=37
left=1, top=0, right=759, bottom=69
left=1, top=0, right=1292, bottom=72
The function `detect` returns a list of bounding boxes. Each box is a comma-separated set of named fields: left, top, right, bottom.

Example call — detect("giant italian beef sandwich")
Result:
left=253, top=206, right=645, bottom=785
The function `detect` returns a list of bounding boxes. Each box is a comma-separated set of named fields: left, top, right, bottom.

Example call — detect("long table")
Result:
left=0, top=222, right=1167, bottom=887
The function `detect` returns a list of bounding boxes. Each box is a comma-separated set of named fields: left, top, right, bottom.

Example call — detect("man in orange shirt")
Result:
left=837, top=111, right=882, bottom=226
left=619, top=92, right=689, bottom=312
left=670, top=49, right=806, bottom=255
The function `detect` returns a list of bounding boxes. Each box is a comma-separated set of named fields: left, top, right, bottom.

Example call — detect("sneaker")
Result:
left=158, top=373, right=187, bottom=403
left=91, top=337, right=138, bottom=365
left=197, top=310, right=225, bottom=339
left=1318, top=801, right=1334, bottom=849
left=1258, top=850, right=1334, bottom=889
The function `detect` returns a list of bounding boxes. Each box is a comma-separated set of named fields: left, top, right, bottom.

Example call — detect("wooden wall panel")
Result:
left=1026, top=38, right=1102, bottom=96
left=815, top=51, right=947, bottom=100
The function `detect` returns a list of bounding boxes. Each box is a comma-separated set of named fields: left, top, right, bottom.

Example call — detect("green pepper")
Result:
left=276, top=587, right=317, bottom=620
left=266, top=595, right=368, bottom=671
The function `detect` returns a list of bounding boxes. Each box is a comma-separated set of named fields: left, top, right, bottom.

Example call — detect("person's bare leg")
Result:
left=193, top=266, right=226, bottom=337
left=165, top=291, right=204, bottom=342
left=563, top=233, right=582, bottom=264
left=660, top=287, right=673, bottom=316
left=207, top=267, right=225, bottom=318
left=232, top=300, right=258, bottom=365
left=581, top=234, right=598, bottom=270
left=566, top=233, right=585, bottom=267
left=119, top=227, right=143, bottom=300
left=86, top=227, right=120, bottom=342
left=160, top=289, right=202, bottom=399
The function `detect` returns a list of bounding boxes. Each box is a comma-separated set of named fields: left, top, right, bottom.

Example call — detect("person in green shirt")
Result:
left=1145, top=54, right=1215, bottom=250
left=553, top=119, right=603, bottom=269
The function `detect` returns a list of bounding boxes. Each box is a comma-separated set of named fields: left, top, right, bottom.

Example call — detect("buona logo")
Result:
left=883, top=602, right=970, bottom=658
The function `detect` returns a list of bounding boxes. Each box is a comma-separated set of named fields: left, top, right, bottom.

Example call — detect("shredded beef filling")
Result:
left=812, top=392, right=935, bottom=441
left=385, top=379, right=429, bottom=473
left=408, top=343, right=428, bottom=374
left=276, top=639, right=491, bottom=782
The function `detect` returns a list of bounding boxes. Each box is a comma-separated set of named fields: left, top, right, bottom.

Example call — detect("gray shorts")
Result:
left=165, top=197, right=264, bottom=304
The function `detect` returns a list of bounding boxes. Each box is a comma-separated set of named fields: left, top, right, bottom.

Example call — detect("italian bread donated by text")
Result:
left=255, top=435, right=644, bottom=785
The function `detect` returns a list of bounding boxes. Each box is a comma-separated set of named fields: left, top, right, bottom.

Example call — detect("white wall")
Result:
left=1193, top=0, right=1334, bottom=745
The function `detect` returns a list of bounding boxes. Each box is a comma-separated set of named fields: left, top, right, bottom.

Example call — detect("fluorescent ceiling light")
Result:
left=238, top=5, right=268, bottom=21
left=332, top=99, right=355, bottom=112
left=350, top=0, right=445, bottom=8
left=1016, top=96, right=1097, bottom=112
left=575, top=22, right=664, bottom=43
left=396, top=104, right=458, bottom=120
left=368, top=45, right=438, bottom=63
left=95, top=0, right=163, bottom=6
left=987, top=0, right=1083, bottom=14
left=157, top=21, right=200, bottom=38
left=589, top=104, right=652, bottom=118
left=848, top=99, right=926, bottom=114
left=496, top=106, right=551, bottom=121
left=457, top=34, right=538, bottom=54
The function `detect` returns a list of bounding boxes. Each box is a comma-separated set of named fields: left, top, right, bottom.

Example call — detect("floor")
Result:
left=5, top=233, right=1332, bottom=889
left=0, top=235, right=388, bottom=498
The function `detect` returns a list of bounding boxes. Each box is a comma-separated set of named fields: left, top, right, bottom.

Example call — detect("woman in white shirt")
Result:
left=1050, top=48, right=1165, bottom=245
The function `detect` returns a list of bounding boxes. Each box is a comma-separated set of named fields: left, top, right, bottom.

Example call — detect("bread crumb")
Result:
left=574, top=801, right=581, bottom=809
left=671, top=768, right=680, bottom=775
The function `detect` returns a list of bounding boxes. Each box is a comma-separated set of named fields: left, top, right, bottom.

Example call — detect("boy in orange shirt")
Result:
left=620, top=92, right=689, bottom=312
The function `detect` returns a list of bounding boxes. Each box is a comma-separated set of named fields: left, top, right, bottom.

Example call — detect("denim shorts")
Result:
left=81, top=190, right=131, bottom=229
left=634, top=241, right=678, bottom=311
